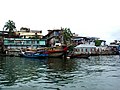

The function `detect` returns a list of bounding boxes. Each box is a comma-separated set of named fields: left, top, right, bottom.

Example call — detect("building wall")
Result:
left=45, top=30, right=63, bottom=47
left=4, top=38, right=46, bottom=49
left=74, top=47, right=96, bottom=54
left=16, top=31, right=43, bottom=39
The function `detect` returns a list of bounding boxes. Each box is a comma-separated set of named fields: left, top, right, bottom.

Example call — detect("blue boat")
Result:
left=19, top=50, right=48, bottom=58
left=19, top=46, right=68, bottom=58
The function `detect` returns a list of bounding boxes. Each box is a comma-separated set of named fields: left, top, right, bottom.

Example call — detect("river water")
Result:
left=0, top=55, right=120, bottom=90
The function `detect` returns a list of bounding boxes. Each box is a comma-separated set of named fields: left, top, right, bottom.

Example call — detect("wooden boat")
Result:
left=47, top=46, right=68, bottom=58
left=47, top=50, right=65, bottom=58
left=19, top=46, right=68, bottom=58
left=19, top=50, right=48, bottom=58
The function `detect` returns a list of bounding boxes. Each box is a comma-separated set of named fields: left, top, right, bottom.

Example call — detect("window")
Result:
left=55, top=31, right=59, bottom=36
left=37, top=41, right=39, bottom=44
left=40, top=41, right=45, bottom=45
left=32, top=41, right=35, bottom=44
left=8, top=40, right=14, bottom=43
left=26, top=40, right=30, bottom=44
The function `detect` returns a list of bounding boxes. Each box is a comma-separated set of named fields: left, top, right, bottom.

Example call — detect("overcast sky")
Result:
left=0, top=0, right=120, bottom=44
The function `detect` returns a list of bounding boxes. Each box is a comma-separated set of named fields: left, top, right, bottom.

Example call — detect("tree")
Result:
left=95, top=40, right=102, bottom=46
left=61, top=27, right=73, bottom=46
left=3, top=20, right=16, bottom=36
left=20, top=27, right=30, bottom=32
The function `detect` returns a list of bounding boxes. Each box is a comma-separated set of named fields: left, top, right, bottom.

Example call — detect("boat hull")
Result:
left=19, top=51, right=48, bottom=58
left=48, top=52, right=64, bottom=58
left=48, top=50, right=65, bottom=58
left=19, top=46, right=68, bottom=58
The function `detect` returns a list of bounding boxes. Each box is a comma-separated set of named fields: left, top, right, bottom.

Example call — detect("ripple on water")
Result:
left=1, top=56, right=120, bottom=90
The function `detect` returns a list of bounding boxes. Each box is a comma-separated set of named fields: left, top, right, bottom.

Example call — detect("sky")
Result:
left=0, top=0, right=120, bottom=44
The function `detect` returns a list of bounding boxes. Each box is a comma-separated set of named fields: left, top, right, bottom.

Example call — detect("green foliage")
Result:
left=3, top=20, right=16, bottom=36
left=95, top=40, right=102, bottom=46
left=61, top=27, right=73, bottom=45
left=3, top=20, right=16, bottom=31
left=68, top=45, right=74, bottom=51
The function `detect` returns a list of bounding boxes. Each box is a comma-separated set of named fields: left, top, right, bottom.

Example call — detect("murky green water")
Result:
left=0, top=55, right=120, bottom=90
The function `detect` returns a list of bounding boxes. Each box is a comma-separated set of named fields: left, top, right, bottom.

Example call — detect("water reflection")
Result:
left=44, top=58, right=77, bottom=87
left=0, top=55, right=120, bottom=90
left=47, top=58, right=77, bottom=72
left=0, top=57, right=48, bottom=86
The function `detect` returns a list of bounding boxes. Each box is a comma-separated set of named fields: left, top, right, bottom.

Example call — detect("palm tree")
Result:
left=61, top=27, right=73, bottom=46
left=61, top=28, right=73, bottom=46
left=60, top=27, right=74, bottom=55
left=3, top=20, right=16, bottom=37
